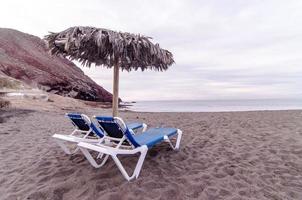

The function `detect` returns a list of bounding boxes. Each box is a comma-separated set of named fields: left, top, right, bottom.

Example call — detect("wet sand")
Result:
left=0, top=99, right=302, bottom=199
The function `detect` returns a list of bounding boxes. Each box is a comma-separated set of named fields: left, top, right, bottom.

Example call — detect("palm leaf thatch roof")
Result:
left=44, top=26, right=174, bottom=71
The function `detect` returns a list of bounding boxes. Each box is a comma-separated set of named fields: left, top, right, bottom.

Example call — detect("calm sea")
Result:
left=129, top=99, right=302, bottom=112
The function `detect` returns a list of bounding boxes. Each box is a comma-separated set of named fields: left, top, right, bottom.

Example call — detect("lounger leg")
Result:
left=163, top=129, right=183, bottom=150
left=53, top=128, right=94, bottom=155
left=79, top=147, right=110, bottom=168
left=111, top=147, right=148, bottom=181
left=54, top=139, right=78, bottom=154
left=111, top=155, right=131, bottom=181
left=97, top=153, right=104, bottom=159
left=79, top=136, right=127, bottom=168
left=175, top=129, right=183, bottom=149
left=133, top=148, right=148, bottom=179
left=142, top=123, right=147, bottom=132
left=78, top=142, right=148, bottom=181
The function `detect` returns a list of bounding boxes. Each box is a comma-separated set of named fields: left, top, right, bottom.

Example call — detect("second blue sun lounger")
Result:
left=78, top=116, right=182, bottom=181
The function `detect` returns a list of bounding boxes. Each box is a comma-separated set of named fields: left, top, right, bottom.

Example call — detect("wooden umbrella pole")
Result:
left=112, top=62, right=120, bottom=117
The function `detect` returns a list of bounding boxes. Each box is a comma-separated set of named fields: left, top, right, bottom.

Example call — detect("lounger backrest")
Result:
left=66, top=113, right=105, bottom=138
left=88, top=122, right=105, bottom=138
left=95, top=116, right=124, bottom=138
left=66, top=113, right=90, bottom=131
left=94, top=116, right=141, bottom=147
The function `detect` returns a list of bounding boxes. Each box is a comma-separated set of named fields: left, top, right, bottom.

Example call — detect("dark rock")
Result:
left=0, top=28, right=113, bottom=102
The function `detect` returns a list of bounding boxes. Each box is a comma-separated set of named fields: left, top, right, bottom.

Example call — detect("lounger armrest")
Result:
left=52, top=134, right=101, bottom=143
left=75, top=129, right=90, bottom=133
left=78, top=142, right=147, bottom=155
left=105, top=136, right=126, bottom=142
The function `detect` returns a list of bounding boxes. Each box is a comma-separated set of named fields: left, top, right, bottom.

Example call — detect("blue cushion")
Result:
left=66, top=113, right=82, bottom=119
left=66, top=113, right=90, bottom=131
left=133, top=128, right=178, bottom=148
left=95, top=116, right=144, bottom=139
left=127, top=122, right=143, bottom=130
left=94, top=116, right=177, bottom=148
left=95, top=116, right=115, bottom=122
left=66, top=113, right=104, bottom=138
left=89, top=122, right=105, bottom=138
left=95, top=116, right=124, bottom=138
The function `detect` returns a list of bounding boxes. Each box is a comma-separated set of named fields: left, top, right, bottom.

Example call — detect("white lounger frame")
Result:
left=53, top=133, right=101, bottom=155
left=53, top=115, right=147, bottom=155
left=78, top=117, right=182, bottom=181
left=52, top=114, right=101, bottom=155
left=78, top=142, right=148, bottom=181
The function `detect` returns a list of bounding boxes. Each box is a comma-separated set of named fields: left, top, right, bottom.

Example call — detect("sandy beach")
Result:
left=0, top=97, right=302, bottom=200
left=2, top=0, right=302, bottom=199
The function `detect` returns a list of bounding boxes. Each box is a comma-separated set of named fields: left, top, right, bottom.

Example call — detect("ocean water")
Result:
left=129, top=99, right=302, bottom=112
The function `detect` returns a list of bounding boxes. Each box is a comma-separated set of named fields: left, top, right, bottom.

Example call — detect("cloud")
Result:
left=2, top=0, right=302, bottom=100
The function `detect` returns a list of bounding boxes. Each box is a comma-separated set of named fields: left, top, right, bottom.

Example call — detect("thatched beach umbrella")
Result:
left=44, top=26, right=174, bottom=116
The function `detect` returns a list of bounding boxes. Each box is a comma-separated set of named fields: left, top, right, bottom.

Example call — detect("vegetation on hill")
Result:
left=0, top=98, right=10, bottom=109
left=0, top=77, right=22, bottom=89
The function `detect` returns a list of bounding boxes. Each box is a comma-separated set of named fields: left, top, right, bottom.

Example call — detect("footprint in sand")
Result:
left=52, top=187, right=71, bottom=200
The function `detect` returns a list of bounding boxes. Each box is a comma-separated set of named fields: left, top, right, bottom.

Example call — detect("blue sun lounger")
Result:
left=52, top=113, right=146, bottom=155
left=78, top=116, right=182, bottom=181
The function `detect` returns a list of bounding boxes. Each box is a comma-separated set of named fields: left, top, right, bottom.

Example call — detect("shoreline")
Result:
left=2, top=91, right=302, bottom=113
left=127, top=108, right=302, bottom=114
left=129, top=99, right=302, bottom=113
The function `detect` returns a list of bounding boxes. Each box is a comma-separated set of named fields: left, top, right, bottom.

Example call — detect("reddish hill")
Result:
left=0, top=28, right=113, bottom=102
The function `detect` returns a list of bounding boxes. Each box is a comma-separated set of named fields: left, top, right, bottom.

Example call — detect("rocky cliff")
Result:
left=0, top=28, right=113, bottom=102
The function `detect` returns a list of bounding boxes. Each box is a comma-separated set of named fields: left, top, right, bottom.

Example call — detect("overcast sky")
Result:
left=2, top=0, right=302, bottom=101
